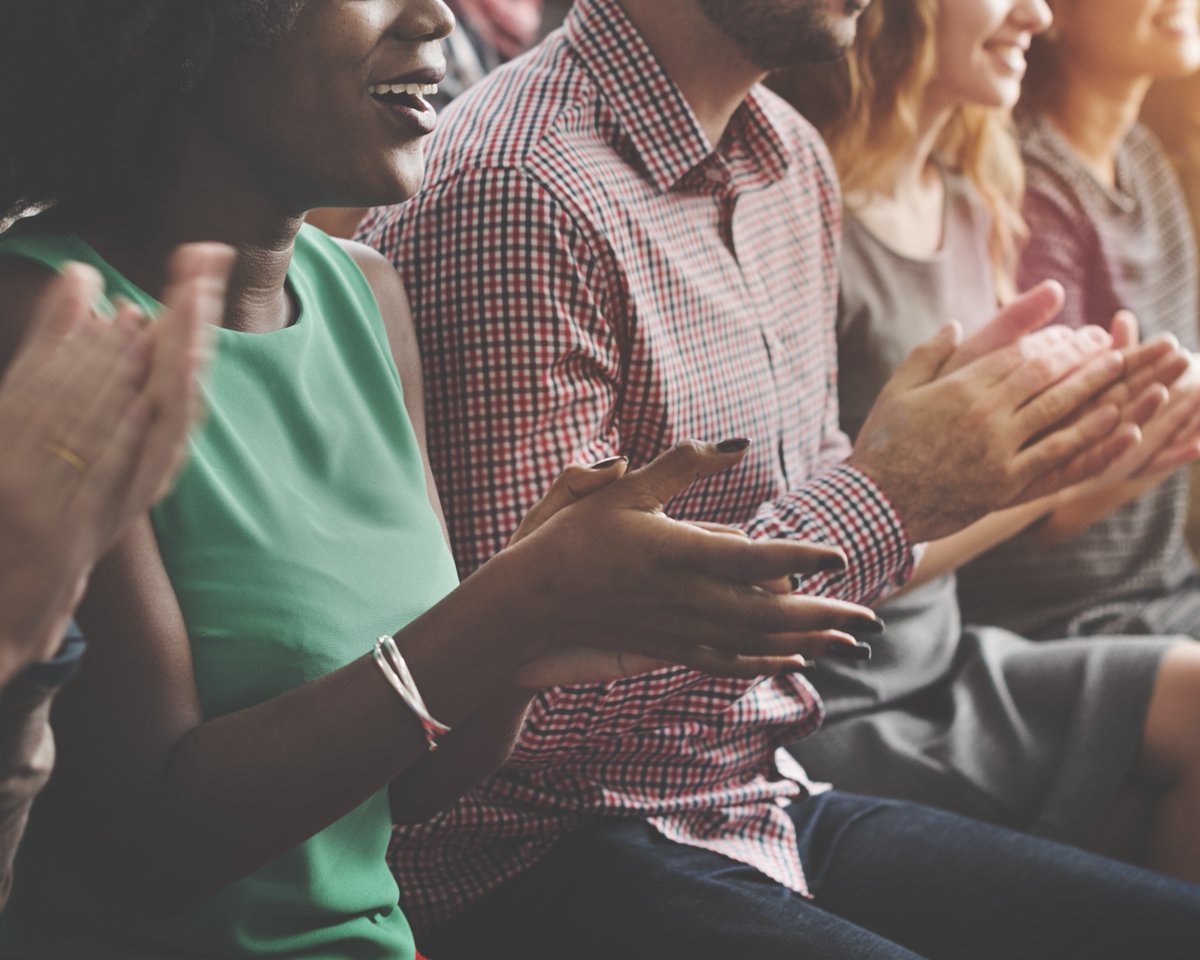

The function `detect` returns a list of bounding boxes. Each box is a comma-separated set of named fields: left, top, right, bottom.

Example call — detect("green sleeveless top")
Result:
left=0, top=224, right=460, bottom=958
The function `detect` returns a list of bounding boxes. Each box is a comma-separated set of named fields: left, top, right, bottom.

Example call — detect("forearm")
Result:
left=0, top=678, right=56, bottom=908
left=65, top=561, right=544, bottom=915
left=389, top=682, right=534, bottom=825
left=1034, top=476, right=1158, bottom=545
left=894, top=496, right=1057, bottom=596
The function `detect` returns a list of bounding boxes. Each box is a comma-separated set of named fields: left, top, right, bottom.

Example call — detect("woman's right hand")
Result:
left=493, top=439, right=881, bottom=689
left=0, top=245, right=232, bottom=685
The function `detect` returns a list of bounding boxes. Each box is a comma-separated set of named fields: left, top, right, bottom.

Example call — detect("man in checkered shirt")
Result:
left=358, top=0, right=1200, bottom=956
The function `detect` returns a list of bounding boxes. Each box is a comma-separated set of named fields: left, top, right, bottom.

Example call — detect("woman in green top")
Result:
left=0, top=2, right=879, bottom=956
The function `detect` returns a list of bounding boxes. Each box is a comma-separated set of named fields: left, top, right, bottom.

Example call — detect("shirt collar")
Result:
left=565, top=0, right=792, bottom=195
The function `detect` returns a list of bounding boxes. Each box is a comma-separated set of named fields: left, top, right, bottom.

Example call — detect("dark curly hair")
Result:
left=0, top=0, right=310, bottom=226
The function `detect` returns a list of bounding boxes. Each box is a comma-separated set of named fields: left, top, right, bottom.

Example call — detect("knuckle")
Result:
left=673, top=438, right=705, bottom=463
left=747, top=597, right=779, bottom=635
left=1035, top=390, right=1070, bottom=426
left=1024, top=355, right=1056, bottom=384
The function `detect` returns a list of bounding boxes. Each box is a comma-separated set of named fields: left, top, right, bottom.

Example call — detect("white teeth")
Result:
left=368, top=82, right=439, bottom=96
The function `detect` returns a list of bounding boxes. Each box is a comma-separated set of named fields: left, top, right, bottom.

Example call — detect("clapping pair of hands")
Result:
left=0, top=245, right=234, bottom=685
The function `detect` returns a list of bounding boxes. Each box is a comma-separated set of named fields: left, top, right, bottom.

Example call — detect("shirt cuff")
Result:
left=802, top=463, right=917, bottom=604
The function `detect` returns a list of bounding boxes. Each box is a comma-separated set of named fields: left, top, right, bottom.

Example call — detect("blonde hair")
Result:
left=771, top=0, right=1025, bottom=298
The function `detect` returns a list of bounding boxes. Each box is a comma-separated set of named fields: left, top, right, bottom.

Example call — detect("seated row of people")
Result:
left=778, top=0, right=1200, bottom=879
left=1, top=0, right=1199, bottom=958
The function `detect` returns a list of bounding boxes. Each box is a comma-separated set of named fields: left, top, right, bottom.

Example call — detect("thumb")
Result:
left=942, top=280, right=1065, bottom=376
left=621, top=438, right=752, bottom=510
left=509, top=456, right=628, bottom=545
left=886, top=322, right=962, bottom=391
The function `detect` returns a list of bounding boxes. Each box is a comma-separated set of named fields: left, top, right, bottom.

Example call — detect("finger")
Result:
left=1109, top=310, right=1140, bottom=350
left=26, top=262, right=105, bottom=345
left=977, top=325, right=1111, bottom=403
left=1126, top=383, right=1169, bottom=428
left=511, top=457, right=628, bottom=545
left=122, top=258, right=228, bottom=514
left=884, top=322, right=961, bottom=391
left=150, top=243, right=233, bottom=409
left=647, top=581, right=881, bottom=644
left=941, top=280, right=1065, bottom=376
left=679, top=521, right=797, bottom=589
left=1136, top=399, right=1200, bottom=476
left=1014, top=400, right=1122, bottom=491
left=686, top=520, right=750, bottom=539
left=671, top=629, right=873, bottom=661
left=1139, top=438, right=1200, bottom=478
left=109, top=296, right=149, bottom=336
left=618, top=438, right=752, bottom=511
left=1016, top=418, right=1139, bottom=502
left=1109, top=337, right=1186, bottom=404
left=623, top=639, right=810, bottom=680
left=641, top=630, right=870, bottom=676
left=673, top=530, right=849, bottom=584
left=1013, top=349, right=1124, bottom=437
left=75, top=390, right=154, bottom=545
left=52, top=316, right=152, bottom=464
left=661, top=647, right=800, bottom=680
left=510, top=648, right=673, bottom=689
left=1086, top=385, right=1169, bottom=483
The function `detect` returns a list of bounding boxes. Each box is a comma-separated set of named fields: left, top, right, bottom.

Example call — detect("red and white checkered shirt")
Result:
left=359, top=0, right=916, bottom=931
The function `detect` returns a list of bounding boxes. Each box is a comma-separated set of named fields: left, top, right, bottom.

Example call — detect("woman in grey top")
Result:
left=958, top=1, right=1200, bottom=642
left=778, top=0, right=1200, bottom=882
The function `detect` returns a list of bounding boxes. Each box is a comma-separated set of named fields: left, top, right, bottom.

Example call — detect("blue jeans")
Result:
left=421, top=791, right=1200, bottom=959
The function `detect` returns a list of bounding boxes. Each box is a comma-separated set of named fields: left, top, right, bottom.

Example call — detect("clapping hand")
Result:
left=499, top=440, right=877, bottom=689
left=0, top=245, right=234, bottom=684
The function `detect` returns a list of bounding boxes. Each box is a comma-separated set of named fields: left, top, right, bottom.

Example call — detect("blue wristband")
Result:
left=18, top=627, right=87, bottom=689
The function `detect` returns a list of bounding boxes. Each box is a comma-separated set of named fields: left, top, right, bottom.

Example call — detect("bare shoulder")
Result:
left=0, top=255, right=60, bottom=374
left=332, top=237, right=421, bottom=380
left=334, top=238, right=412, bottom=324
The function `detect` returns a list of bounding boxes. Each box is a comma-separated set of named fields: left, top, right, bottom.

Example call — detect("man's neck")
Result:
left=1044, top=63, right=1150, bottom=189
left=619, top=0, right=765, bottom=148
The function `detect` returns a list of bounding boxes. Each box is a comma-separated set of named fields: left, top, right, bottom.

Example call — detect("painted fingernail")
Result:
left=818, top=552, right=848, bottom=573
left=857, top=615, right=886, bottom=635
left=789, top=574, right=802, bottom=592
left=590, top=456, right=628, bottom=470
left=716, top=437, right=752, bottom=453
left=824, top=640, right=872, bottom=662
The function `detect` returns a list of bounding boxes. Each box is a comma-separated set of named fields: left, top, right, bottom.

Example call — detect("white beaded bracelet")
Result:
left=373, top=635, right=451, bottom=751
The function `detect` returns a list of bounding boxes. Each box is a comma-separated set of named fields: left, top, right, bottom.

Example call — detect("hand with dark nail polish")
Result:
left=501, top=438, right=883, bottom=689
left=823, top=640, right=872, bottom=662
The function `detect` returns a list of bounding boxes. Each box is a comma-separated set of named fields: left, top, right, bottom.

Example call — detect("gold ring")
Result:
left=45, top=441, right=87, bottom=473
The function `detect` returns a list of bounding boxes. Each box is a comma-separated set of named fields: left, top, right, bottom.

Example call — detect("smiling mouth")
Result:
left=369, top=82, right=439, bottom=109
left=983, top=38, right=1029, bottom=74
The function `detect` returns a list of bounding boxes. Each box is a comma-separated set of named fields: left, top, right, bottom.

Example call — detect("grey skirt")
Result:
left=790, top=578, right=1179, bottom=848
